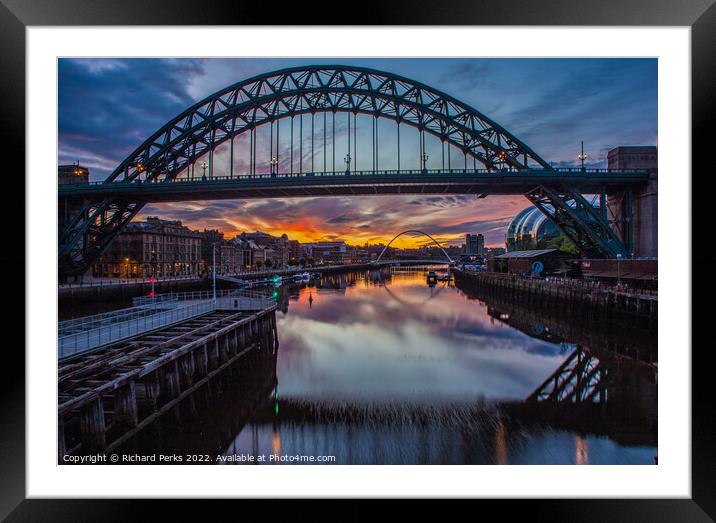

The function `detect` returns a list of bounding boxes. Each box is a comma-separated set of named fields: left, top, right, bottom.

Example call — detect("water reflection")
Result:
left=575, top=435, right=589, bottom=465
left=224, top=267, right=656, bottom=464
left=122, top=267, right=656, bottom=464
left=276, top=269, right=569, bottom=403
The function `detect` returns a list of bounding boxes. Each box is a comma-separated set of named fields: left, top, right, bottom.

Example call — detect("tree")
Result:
left=545, top=234, right=579, bottom=255
left=306, top=257, right=315, bottom=267
left=264, top=259, right=273, bottom=269
left=298, top=257, right=306, bottom=267
left=255, top=260, right=263, bottom=270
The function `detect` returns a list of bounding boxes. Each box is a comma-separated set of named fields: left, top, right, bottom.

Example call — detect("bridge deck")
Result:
left=58, top=168, right=650, bottom=202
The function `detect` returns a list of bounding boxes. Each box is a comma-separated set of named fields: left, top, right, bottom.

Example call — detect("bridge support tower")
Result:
left=606, top=147, right=658, bottom=258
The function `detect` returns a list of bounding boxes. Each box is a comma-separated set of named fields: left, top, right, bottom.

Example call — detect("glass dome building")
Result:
left=506, top=206, right=561, bottom=251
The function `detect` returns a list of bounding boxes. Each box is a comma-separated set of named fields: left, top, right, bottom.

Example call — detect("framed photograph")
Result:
left=5, top=0, right=713, bottom=518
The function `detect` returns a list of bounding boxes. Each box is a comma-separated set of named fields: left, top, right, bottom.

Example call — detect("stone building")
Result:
left=58, top=163, right=89, bottom=185
left=287, top=239, right=303, bottom=262
left=233, top=238, right=256, bottom=269
left=199, top=229, right=224, bottom=274
left=220, top=240, right=244, bottom=274
left=465, top=233, right=484, bottom=255
left=303, top=241, right=351, bottom=264
left=93, top=216, right=201, bottom=278
left=239, top=231, right=289, bottom=267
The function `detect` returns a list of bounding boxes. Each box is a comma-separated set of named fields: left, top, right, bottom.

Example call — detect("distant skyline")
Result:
left=58, top=58, right=657, bottom=247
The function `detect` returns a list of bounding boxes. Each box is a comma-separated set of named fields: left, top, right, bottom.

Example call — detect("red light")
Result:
left=149, top=277, right=155, bottom=283
left=149, top=291, right=155, bottom=297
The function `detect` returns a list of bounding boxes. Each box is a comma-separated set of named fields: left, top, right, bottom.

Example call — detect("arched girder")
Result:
left=376, top=230, right=453, bottom=263
left=106, top=65, right=552, bottom=184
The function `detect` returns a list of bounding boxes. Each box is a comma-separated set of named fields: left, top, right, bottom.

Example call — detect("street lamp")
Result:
left=421, top=151, right=429, bottom=172
left=344, top=153, right=351, bottom=174
left=269, top=155, right=278, bottom=175
left=495, top=150, right=507, bottom=171
left=201, top=160, right=208, bottom=180
left=616, top=253, right=623, bottom=286
left=577, top=141, right=588, bottom=171
left=135, top=162, right=145, bottom=182
left=212, top=243, right=217, bottom=303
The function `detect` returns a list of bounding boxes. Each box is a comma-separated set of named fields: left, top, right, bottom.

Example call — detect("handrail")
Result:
left=59, top=274, right=202, bottom=288
left=59, top=288, right=277, bottom=360
left=58, top=299, right=214, bottom=360
left=60, top=167, right=651, bottom=188
left=131, top=288, right=273, bottom=306
left=58, top=299, right=179, bottom=335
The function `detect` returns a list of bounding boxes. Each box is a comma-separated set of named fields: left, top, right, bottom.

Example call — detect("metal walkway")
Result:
left=59, top=289, right=274, bottom=360
left=58, top=306, right=279, bottom=456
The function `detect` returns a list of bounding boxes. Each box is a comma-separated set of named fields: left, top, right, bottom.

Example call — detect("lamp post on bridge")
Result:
left=344, top=153, right=351, bottom=175
left=212, top=242, right=217, bottom=304
left=201, top=160, right=208, bottom=180
left=421, top=151, right=429, bottom=173
left=578, top=141, right=588, bottom=171
left=269, top=155, right=278, bottom=176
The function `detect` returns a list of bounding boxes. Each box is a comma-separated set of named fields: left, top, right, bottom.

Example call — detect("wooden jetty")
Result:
left=58, top=305, right=278, bottom=459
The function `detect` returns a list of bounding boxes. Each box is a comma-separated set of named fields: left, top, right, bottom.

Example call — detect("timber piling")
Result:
left=58, top=305, right=279, bottom=460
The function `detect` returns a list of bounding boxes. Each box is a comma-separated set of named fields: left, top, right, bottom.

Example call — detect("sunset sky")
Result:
left=58, top=58, right=657, bottom=248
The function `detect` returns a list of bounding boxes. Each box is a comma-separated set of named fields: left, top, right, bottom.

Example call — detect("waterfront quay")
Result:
left=58, top=261, right=437, bottom=315
left=58, top=292, right=278, bottom=459
left=454, top=269, right=657, bottom=330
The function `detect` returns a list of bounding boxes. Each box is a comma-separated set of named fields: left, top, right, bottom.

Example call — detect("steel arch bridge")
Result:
left=58, top=65, right=648, bottom=279
left=375, top=230, right=454, bottom=263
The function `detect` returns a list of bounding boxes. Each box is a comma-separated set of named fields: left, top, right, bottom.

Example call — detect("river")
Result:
left=122, top=266, right=657, bottom=464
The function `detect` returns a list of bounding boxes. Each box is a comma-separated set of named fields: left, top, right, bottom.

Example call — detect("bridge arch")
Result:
left=59, top=65, right=636, bottom=279
left=375, top=230, right=453, bottom=263
left=107, top=65, right=551, bottom=184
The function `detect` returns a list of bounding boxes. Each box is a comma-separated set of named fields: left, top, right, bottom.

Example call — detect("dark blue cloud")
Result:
left=58, top=58, right=206, bottom=174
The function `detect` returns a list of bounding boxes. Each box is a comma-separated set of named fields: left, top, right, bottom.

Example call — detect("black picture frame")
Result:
left=3, top=0, right=712, bottom=518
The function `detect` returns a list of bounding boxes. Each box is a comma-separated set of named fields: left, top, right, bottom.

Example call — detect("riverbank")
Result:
left=58, top=264, right=372, bottom=306
left=58, top=262, right=451, bottom=315
left=453, top=269, right=657, bottom=330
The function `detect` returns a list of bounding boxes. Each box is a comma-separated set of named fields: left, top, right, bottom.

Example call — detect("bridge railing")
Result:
left=58, top=299, right=214, bottom=360
left=131, top=288, right=273, bottom=306
left=68, top=167, right=650, bottom=187
left=60, top=288, right=276, bottom=360
left=58, top=299, right=179, bottom=335
left=59, top=274, right=202, bottom=288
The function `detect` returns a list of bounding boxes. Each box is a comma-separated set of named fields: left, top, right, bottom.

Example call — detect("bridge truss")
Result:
left=59, top=65, right=641, bottom=279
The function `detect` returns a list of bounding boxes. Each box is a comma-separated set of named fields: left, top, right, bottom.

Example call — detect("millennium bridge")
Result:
left=59, top=65, right=653, bottom=280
